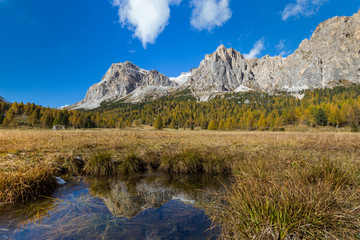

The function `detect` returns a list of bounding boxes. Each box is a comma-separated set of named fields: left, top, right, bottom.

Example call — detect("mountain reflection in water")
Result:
left=0, top=173, right=228, bottom=240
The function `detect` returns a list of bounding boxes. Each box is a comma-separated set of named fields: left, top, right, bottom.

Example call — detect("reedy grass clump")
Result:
left=142, top=150, right=161, bottom=171
left=84, top=152, right=147, bottom=176
left=201, top=152, right=233, bottom=175
left=159, top=148, right=232, bottom=175
left=160, top=149, right=204, bottom=174
left=55, top=155, right=85, bottom=175
left=117, top=152, right=147, bottom=175
left=83, top=148, right=232, bottom=176
left=84, top=152, right=115, bottom=177
left=0, top=164, right=57, bottom=203
left=215, top=153, right=360, bottom=240
left=304, top=158, right=357, bottom=190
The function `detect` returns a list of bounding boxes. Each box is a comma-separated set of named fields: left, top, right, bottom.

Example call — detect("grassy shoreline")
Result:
left=0, top=129, right=359, bottom=238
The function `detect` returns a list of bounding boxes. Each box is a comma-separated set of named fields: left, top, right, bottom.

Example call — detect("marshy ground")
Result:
left=0, top=129, right=359, bottom=239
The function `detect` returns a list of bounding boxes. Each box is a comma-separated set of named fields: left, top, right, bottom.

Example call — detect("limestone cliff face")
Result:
left=70, top=11, right=360, bottom=109
left=271, top=10, right=360, bottom=90
left=70, top=61, right=176, bottom=109
left=188, top=10, right=360, bottom=100
left=187, top=45, right=264, bottom=101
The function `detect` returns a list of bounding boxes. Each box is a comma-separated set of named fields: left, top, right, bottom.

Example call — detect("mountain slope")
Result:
left=70, top=10, right=360, bottom=109
left=188, top=10, right=360, bottom=100
left=70, top=61, right=176, bottom=109
left=0, top=96, right=7, bottom=103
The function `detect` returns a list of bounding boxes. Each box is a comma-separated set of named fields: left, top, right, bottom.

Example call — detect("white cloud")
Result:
left=112, top=0, right=181, bottom=48
left=275, top=40, right=291, bottom=57
left=279, top=50, right=291, bottom=57
left=190, top=0, right=232, bottom=31
left=243, top=39, right=265, bottom=59
left=275, top=39, right=285, bottom=50
left=281, top=0, right=328, bottom=21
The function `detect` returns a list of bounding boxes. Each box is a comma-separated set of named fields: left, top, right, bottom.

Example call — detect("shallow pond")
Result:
left=0, top=173, right=228, bottom=240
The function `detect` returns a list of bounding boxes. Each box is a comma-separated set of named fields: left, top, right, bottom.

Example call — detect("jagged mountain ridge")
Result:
left=188, top=10, right=360, bottom=100
left=70, top=10, right=360, bottom=110
left=70, top=61, right=176, bottom=109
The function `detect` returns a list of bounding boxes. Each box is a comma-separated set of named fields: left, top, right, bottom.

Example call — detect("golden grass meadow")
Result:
left=0, top=128, right=359, bottom=239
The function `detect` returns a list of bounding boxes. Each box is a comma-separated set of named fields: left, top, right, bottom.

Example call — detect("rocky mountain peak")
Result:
left=226, top=47, right=239, bottom=58
left=69, top=11, right=360, bottom=109
left=219, top=44, right=226, bottom=49
left=69, top=61, right=175, bottom=109
left=189, top=10, right=360, bottom=99
left=143, top=69, right=175, bottom=87
left=212, top=44, right=241, bottom=60
left=310, top=11, right=360, bottom=43
left=215, top=44, right=226, bottom=53
left=122, top=61, right=139, bottom=69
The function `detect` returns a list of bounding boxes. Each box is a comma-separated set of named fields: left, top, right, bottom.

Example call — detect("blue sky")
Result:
left=0, top=0, right=358, bottom=107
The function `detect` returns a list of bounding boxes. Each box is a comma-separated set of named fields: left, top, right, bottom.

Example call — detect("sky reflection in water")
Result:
left=0, top=174, right=227, bottom=240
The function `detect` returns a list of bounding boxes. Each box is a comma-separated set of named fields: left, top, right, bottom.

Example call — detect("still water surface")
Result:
left=0, top=174, right=228, bottom=240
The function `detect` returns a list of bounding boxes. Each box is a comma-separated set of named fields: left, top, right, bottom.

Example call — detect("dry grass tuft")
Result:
left=84, top=152, right=114, bottom=177
left=160, top=149, right=204, bottom=174
left=0, top=163, right=57, bottom=203
left=117, top=152, right=147, bottom=175
left=214, top=151, right=360, bottom=240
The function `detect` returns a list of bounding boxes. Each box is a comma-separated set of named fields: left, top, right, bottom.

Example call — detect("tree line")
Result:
left=1, top=85, right=360, bottom=131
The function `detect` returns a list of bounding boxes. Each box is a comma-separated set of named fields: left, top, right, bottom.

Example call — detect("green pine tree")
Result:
left=154, top=115, right=163, bottom=130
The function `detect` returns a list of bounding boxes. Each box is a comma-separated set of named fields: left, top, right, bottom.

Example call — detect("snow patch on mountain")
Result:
left=170, top=72, right=192, bottom=85
left=234, top=85, right=253, bottom=93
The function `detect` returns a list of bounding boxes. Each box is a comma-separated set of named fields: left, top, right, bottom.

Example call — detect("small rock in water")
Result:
left=55, top=177, right=66, bottom=185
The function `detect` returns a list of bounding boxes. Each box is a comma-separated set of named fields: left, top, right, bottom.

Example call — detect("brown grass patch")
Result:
left=0, top=128, right=359, bottom=238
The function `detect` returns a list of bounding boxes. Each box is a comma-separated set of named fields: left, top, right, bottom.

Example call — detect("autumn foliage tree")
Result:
left=1, top=85, right=360, bottom=131
left=154, top=115, right=163, bottom=130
